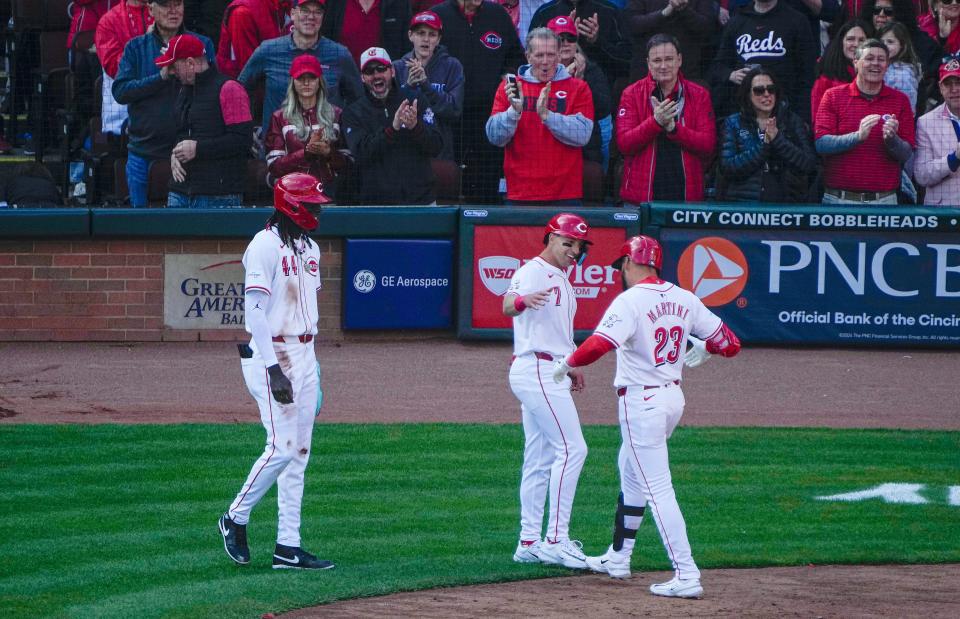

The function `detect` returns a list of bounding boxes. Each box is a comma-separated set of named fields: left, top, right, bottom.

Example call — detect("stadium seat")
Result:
left=12, top=0, right=70, bottom=31
left=582, top=160, right=604, bottom=205
left=113, top=157, right=128, bottom=204
left=245, top=158, right=271, bottom=206
left=147, top=158, right=172, bottom=206
left=431, top=158, right=461, bottom=204
left=30, top=30, right=72, bottom=161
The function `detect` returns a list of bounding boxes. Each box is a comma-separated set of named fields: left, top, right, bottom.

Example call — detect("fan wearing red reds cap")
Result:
left=112, top=0, right=216, bottom=207
left=391, top=11, right=465, bottom=161
left=552, top=235, right=740, bottom=598
left=264, top=54, right=350, bottom=198
left=219, top=172, right=337, bottom=571
left=341, top=46, right=444, bottom=204
left=160, top=33, right=255, bottom=208
left=216, top=0, right=292, bottom=79
left=486, top=27, right=594, bottom=204
left=503, top=213, right=593, bottom=570
left=914, top=55, right=960, bottom=204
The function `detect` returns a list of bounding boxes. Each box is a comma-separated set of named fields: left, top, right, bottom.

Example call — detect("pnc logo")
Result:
left=677, top=237, right=749, bottom=306
left=478, top=256, right=520, bottom=296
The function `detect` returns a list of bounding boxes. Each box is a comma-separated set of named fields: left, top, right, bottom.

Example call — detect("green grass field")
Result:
left=1, top=424, right=958, bottom=618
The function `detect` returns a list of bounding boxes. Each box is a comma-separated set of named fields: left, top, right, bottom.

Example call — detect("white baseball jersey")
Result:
left=243, top=227, right=322, bottom=337
left=508, top=257, right=577, bottom=358
left=594, top=278, right=722, bottom=387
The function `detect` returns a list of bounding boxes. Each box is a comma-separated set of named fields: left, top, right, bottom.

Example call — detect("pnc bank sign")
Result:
left=678, top=237, right=960, bottom=306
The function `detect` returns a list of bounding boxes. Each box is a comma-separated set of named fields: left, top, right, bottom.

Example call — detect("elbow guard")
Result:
left=705, top=323, right=741, bottom=358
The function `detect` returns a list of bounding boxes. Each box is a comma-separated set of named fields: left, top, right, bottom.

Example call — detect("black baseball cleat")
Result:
left=272, top=543, right=335, bottom=570
left=218, top=513, right=250, bottom=565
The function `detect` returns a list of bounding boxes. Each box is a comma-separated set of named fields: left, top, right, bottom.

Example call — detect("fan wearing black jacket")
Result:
left=342, top=47, right=444, bottom=205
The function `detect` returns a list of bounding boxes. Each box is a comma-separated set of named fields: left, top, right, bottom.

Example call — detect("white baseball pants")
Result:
left=509, top=354, right=587, bottom=543
left=228, top=341, right=320, bottom=547
left=618, top=382, right=700, bottom=580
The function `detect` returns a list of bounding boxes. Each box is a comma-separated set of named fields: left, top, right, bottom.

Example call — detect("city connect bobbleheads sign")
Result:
left=163, top=255, right=246, bottom=329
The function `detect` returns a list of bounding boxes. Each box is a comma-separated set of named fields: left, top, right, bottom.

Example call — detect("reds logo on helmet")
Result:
left=481, top=31, right=503, bottom=49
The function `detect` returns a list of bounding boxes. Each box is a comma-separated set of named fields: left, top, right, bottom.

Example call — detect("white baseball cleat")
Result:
left=538, top=539, right=588, bottom=569
left=649, top=575, right=703, bottom=599
left=584, top=545, right=631, bottom=579
left=513, top=540, right=543, bottom=563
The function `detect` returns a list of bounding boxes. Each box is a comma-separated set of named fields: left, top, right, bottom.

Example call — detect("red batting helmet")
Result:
left=273, top=172, right=331, bottom=231
left=543, top=213, right=592, bottom=245
left=613, top=235, right=663, bottom=271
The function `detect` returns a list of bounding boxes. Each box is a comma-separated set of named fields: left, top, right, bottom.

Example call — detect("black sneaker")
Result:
left=272, top=543, right=335, bottom=570
left=218, top=513, right=250, bottom=565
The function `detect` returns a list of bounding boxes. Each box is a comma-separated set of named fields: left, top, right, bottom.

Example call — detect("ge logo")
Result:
left=353, top=269, right=376, bottom=294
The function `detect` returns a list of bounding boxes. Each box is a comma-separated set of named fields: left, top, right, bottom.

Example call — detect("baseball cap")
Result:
left=290, top=54, right=323, bottom=79
left=546, top=16, right=577, bottom=38
left=360, top=47, right=392, bottom=71
left=940, top=57, right=960, bottom=83
left=409, top=11, right=442, bottom=31
left=154, top=34, right=206, bottom=68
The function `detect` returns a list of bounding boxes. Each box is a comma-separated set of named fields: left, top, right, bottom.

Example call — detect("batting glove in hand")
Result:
left=552, top=358, right=573, bottom=384
left=267, top=364, right=294, bottom=404
left=684, top=337, right=712, bottom=368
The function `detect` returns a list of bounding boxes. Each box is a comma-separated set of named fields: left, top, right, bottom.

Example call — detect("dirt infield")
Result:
left=2, top=340, right=958, bottom=616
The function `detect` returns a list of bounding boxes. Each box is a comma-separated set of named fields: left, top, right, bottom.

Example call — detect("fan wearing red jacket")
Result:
left=217, top=0, right=292, bottom=78
left=486, top=27, right=594, bottom=205
left=617, top=33, right=715, bottom=205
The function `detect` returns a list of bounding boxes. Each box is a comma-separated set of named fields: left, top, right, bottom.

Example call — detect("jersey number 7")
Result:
left=653, top=326, right=684, bottom=366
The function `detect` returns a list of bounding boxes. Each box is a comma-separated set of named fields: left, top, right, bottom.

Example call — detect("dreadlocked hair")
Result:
left=267, top=211, right=315, bottom=252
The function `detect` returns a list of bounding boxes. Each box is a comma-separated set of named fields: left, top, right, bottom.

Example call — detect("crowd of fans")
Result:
left=8, top=0, right=960, bottom=207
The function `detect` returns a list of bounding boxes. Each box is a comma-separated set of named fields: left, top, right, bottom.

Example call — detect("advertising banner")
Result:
left=471, top=225, right=628, bottom=330
left=344, top=239, right=453, bottom=329
left=660, top=229, right=960, bottom=347
left=163, top=254, right=245, bottom=329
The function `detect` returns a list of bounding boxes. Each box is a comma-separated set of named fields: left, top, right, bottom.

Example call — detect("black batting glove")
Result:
left=267, top=364, right=294, bottom=404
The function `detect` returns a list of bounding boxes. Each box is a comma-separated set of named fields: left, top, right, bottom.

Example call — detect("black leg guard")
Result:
left=612, top=491, right=645, bottom=552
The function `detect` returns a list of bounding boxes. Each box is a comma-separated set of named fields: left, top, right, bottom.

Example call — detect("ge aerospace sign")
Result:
left=662, top=229, right=960, bottom=346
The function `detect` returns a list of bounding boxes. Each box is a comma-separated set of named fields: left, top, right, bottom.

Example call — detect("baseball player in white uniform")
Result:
left=504, top=213, right=592, bottom=570
left=218, top=172, right=335, bottom=571
left=553, top=235, right=741, bottom=598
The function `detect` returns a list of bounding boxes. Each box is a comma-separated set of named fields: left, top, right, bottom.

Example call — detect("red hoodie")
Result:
left=94, top=1, right=154, bottom=78
left=217, top=0, right=291, bottom=78
left=616, top=73, right=716, bottom=204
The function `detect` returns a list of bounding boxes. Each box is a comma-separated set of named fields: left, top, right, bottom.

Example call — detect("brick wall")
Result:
left=0, top=238, right=343, bottom=342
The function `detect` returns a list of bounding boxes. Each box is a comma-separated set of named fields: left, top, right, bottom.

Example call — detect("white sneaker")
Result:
left=584, top=545, right=631, bottom=579
left=513, top=540, right=542, bottom=563
left=538, top=539, right=588, bottom=569
left=649, top=575, right=703, bottom=598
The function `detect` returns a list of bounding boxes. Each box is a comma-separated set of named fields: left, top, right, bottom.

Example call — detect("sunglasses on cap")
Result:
left=752, top=84, right=777, bottom=96
left=872, top=6, right=895, bottom=15
left=362, top=64, right=390, bottom=76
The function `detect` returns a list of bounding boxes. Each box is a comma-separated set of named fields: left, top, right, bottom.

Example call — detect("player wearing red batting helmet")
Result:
left=553, top=234, right=740, bottom=597
left=503, top=212, right=592, bottom=570
left=219, top=172, right=335, bottom=571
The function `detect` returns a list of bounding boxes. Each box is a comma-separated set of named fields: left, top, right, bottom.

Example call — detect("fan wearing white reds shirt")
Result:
left=217, top=172, right=336, bottom=571
left=553, top=235, right=740, bottom=598
left=503, top=213, right=592, bottom=570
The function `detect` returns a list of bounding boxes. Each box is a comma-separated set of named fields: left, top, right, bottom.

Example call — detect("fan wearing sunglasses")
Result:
left=859, top=0, right=944, bottom=81
left=718, top=67, right=816, bottom=202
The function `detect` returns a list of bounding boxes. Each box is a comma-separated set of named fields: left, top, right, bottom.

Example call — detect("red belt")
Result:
left=617, top=380, right=680, bottom=396
left=272, top=335, right=314, bottom=343
left=511, top=352, right=555, bottom=363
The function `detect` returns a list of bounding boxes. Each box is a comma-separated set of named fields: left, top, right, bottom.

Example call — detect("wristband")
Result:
left=513, top=295, right=527, bottom=313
